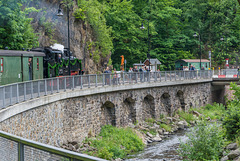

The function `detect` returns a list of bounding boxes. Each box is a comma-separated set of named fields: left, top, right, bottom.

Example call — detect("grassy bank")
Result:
left=83, top=125, right=144, bottom=160
left=177, top=102, right=226, bottom=123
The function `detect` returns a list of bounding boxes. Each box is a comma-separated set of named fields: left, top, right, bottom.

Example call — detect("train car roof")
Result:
left=0, top=50, right=45, bottom=57
left=31, top=47, right=63, bottom=54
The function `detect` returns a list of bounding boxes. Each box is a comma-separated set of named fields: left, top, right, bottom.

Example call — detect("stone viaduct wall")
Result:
left=0, top=80, right=212, bottom=148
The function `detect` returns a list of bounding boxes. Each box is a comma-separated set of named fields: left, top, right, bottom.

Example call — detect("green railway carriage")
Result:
left=0, top=50, right=45, bottom=85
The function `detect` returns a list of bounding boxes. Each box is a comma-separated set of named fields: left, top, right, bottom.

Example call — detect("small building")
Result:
left=175, top=59, right=210, bottom=70
left=143, top=59, right=161, bottom=72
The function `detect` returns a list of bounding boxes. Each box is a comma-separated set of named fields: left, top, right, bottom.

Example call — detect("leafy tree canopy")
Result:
left=0, top=0, right=39, bottom=50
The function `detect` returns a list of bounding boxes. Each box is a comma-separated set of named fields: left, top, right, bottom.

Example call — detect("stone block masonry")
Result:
left=0, top=80, right=212, bottom=148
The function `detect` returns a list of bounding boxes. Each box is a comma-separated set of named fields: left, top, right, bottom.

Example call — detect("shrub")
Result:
left=202, top=103, right=225, bottom=120
left=145, top=118, right=155, bottom=124
left=188, top=103, right=225, bottom=120
left=158, top=123, right=172, bottom=132
left=222, top=83, right=240, bottom=140
left=178, top=121, right=225, bottom=161
left=84, top=125, right=144, bottom=159
left=222, top=105, right=240, bottom=140
left=178, top=110, right=196, bottom=123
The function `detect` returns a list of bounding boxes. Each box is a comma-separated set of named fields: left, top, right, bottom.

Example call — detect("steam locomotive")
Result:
left=0, top=47, right=82, bottom=85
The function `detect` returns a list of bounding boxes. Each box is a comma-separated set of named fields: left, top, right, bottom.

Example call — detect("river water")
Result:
left=126, top=129, right=190, bottom=161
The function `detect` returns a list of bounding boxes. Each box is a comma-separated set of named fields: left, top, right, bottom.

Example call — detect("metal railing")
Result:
left=212, top=69, right=239, bottom=77
left=0, top=130, right=106, bottom=161
left=0, top=70, right=212, bottom=109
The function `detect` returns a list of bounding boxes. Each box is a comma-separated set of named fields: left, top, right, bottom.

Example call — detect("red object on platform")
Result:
left=71, top=71, right=78, bottom=76
left=218, top=75, right=226, bottom=78
left=233, top=75, right=238, bottom=78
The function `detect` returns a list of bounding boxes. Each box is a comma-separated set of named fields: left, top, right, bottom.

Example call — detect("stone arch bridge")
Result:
left=0, top=77, right=212, bottom=148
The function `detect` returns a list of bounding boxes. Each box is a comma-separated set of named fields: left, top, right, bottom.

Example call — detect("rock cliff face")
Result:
left=27, top=0, right=109, bottom=74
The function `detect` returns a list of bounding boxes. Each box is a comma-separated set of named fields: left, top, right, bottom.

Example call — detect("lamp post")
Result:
left=57, top=3, right=71, bottom=75
left=140, top=21, right=150, bottom=71
left=140, top=0, right=152, bottom=72
left=193, top=32, right=202, bottom=70
left=220, top=36, right=228, bottom=69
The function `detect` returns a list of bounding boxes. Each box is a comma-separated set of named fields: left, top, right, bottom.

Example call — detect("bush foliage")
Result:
left=84, top=125, right=144, bottom=160
left=178, top=121, right=226, bottom=161
left=222, top=83, right=240, bottom=140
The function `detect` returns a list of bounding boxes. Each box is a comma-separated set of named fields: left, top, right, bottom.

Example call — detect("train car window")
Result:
left=37, top=58, right=39, bottom=70
left=0, top=58, right=3, bottom=72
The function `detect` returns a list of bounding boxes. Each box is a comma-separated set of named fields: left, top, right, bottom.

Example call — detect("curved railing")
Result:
left=0, top=70, right=212, bottom=108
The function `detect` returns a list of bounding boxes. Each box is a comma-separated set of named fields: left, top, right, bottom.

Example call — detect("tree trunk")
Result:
left=238, top=0, right=240, bottom=5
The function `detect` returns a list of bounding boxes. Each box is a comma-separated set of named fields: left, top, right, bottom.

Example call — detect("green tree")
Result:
left=104, top=0, right=146, bottom=69
left=180, top=0, right=240, bottom=68
left=0, top=0, right=39, bottom=50
left=76, top=0, right=113, bottom=63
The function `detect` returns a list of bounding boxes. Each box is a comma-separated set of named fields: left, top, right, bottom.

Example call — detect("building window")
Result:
left=0, top=58, right=3, bottom=72
left=37, top=58, right=39, bottom=70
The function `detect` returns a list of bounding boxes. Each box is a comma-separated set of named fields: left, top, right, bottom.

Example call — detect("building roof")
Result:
left=133, top=63, right=145, bottom=66
left=143, top=58, right=161, bottom=65
left=177, top=59, right=210, bottom=63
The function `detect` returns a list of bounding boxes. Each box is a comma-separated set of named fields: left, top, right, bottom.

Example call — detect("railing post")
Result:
left=16, top=84, right=19, bottom=103
left=117, top=74, right=119, bottom=85
left=45, top=79, right=47, bottom=95
left=24, top=82, right=26, bottom=100
left=88, top=75, right=90, bottom=88
left=135, top=73, right=138, bottom=83
left=18, top=142, right=24, bottom=161
left=109, top=74, right=112, bottom=85
left=51, top=79, right=53, bottom=94
left=81, top=75, right=83, bottom=89
left=160, top=72, right=161, bottom=82
left=200, top=70, right=201, bottom=79
left=38, top=81, right=40, bottom=97
left=72, top=76, right=75, bottom=90
left=184, top=71, right=185, bottom=80
left=170, top=71, right=172, bottom=81
left=154, top=72, right=157, bottom=82
left=31, top=81, right=33, bottom=99
left=175, top=71, right=176, bottom=81
left=3, top=86, right=5, bottom=108
left=130, top=73, right=132, bottom=84
left=57, top=77, right=59, bottom=93
left=95, top=74, right=98, bottom=87
left=102, top=74, right=104, bottom=87
left=165, top=71, right=167, bottom=81
left=64, top=77, right=66, bottom=91
left=10, top=85, right=12, bottom=106
left=143, top=72, right=145, bottom=82
left=123, top=73, right=125, bottom=84
left=148, top=72, right=150, bottom=82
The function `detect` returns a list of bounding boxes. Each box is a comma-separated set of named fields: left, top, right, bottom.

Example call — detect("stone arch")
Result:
left=101, top=101, right=116, bottom=126
left=120, top=97, right=136, bottom=126
left=177, top=90, right=185, bottom=111
left=161, top=92, right=171, bottom=115
left=142, top=94, right=155, bottom=121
